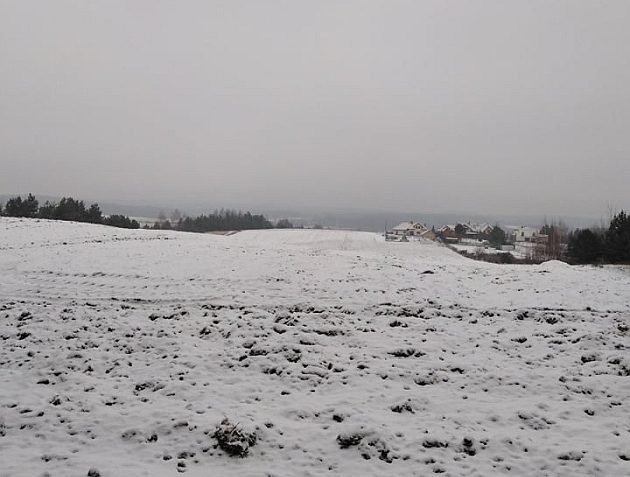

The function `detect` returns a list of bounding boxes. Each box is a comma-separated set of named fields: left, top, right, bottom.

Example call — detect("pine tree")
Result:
left=4, top=196, right=24, bottom=217
left=86, top=203, right=103, bottom=224
left=488, top=225, right=506, bottom=248
left=568, top=229, right=603, bottom=264
left=604, top=210, right=630, bottom=263
left=23, top=194, right=39, bottom=217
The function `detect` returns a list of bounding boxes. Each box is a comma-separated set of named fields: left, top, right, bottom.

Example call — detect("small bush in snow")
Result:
left=213, top=418, right=257, bottom=457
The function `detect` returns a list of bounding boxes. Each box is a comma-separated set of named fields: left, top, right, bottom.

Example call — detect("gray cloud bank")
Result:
left=1, top=1, right=629, bottom=217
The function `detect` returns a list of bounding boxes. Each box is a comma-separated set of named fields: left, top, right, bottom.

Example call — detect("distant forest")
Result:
left=151, top=210, right=274, bottom=232
left=0, top=194, right=291, bottom=232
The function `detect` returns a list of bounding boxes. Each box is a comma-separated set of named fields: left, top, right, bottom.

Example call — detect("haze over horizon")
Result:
left=2, top=1, right=629, bottom=218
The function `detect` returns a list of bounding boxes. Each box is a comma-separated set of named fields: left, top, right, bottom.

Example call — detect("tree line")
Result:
left=151, top=210, right=278, bottom=232
left=568, top=211, right=630, bottom=264
left=0, top=193, right=289, bottom=233
left=0, top=194, right=139, bottom=229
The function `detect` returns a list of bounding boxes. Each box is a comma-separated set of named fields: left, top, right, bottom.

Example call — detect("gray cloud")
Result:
left=1, top=0, right=629, bottom=217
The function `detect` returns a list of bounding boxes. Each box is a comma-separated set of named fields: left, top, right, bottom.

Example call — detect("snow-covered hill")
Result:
left=0, top=218, right=628, bottom=476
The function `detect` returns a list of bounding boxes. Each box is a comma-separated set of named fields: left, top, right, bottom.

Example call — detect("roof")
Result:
left=392, top=221, right=428, bottom=232
left=454, top=223, right=494, bottom=233
left=392, top=221, right=414, bottom=231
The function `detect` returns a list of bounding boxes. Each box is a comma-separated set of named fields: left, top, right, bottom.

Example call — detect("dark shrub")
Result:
left=103, top=214, right=140, bottom=229
left=568, top=229, right=603, bottom=264
left=4, top=194, right=39, bottom=218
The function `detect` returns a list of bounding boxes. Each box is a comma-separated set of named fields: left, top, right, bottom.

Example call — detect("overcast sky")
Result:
left=1, top=1, right=629, bottom=217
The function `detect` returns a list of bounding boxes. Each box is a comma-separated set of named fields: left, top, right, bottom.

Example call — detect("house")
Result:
left=438, top=224, right=457, bottom=238
left=511, top=226, right=540, bottom=243
left=392, top=221, right=423, bottom=236
left=477, top=223, right=494, bottom=236
left=461, top=223, right=493, bottom=238
left=419, top=228, right=437, bottom=241
left=437, top=225, right=459, bottom=243
left=391, top=221, right=414, bottom=236
left=390, top=221, right=436, bottom=241
left=438, top=222, right=495, bottom=243
left=461, top=223, right=478, bottom=238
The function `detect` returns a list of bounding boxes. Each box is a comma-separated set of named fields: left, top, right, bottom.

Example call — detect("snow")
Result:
left=451, top=242, right=548, bottom=261
left=1, top=217, right=629, bottom=476
left=537, top=260, right=573, bottom=271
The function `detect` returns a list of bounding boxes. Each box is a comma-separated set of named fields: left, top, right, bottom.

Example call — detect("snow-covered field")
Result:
left=0, top=217, right=629, bottom=476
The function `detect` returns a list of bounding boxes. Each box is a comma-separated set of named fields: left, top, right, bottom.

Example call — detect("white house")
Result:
left=511, top=226, right=540, bottom=243
left=392, top=221, right=421, bottom=236
left=391, top=221, right=436, bottom=240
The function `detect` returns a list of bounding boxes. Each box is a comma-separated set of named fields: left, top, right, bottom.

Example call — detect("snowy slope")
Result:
left=0, top=217, right=628, bottom=476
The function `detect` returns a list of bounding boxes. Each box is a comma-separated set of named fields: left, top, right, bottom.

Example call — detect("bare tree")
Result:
left=170, top=209, right=182, bottom=222
left=540, top=219, right=568, bottom=260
